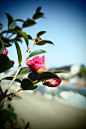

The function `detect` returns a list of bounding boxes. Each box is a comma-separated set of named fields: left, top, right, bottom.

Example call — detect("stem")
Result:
left=0, top=88, right=23, bottom=103
left=4, top=42, right=35, bottom=95
left=6, top=88, right=22, bottom=97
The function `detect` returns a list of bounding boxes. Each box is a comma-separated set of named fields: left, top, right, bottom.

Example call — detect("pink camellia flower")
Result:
left=26, top=55, right=46, bottom=75
left=43, top=78, right=61, bottom=87
left=3, top=49, right=8, bottom=55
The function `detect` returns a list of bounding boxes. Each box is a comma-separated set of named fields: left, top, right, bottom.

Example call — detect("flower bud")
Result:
left=43, top=78, right=61, bottom=87
left=14, top=93, right=20, bottom=97
left=35, top=35, right=46, bottom=45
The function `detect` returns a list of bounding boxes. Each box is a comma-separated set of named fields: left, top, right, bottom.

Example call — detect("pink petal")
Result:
left=3, top=49, right=8, bottom=55
left=41, top=55, right=45, bottom=62
left=26, top=60, right=32, bottom=66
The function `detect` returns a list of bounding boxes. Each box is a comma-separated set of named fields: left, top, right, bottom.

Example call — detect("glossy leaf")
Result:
left=4, top=42, right=12, bottom=47
left=0, top=54, right=14, bottom=73
left=1, top=30, right=14, bottom=34
left=14, top=32, right=23, bottom=41
left=13, top=40, right=22, bottom=66
left=29, top=49, right=46, bottom=58
left=28, top=35, right=32, bottom=39
left=36, top=40, right=54, bottom=45
left=0, top=38, right=4, bottom=54
left=2, top=109, right=17, bottom=124
left=0, top=23, right=3, bottom=30
left=21, top=78, right=37, bottom=90
left=9, top=21, right=16, bottom=28
left=37, top=31, right=46, bottom=37
left=0, top=76, right=21, bottom=83
left=18, top=31, right=29, bottom=47
left=23, top=19, right=36, bottom=28
left=1, top=26, right=22, bottom=34
left=18, top=67, right=31, bottom=77
left=2, top=29, right=17, bottom=34
left=50, top=70, right=68, bottom=73
left=14, top=19, right=25, bottom=22
left=14, top=38, right=22, bottom=43
left=36, top=72, right=61, bottom=82
left=1, top=37, right=13, bottom=43
left=36, top=7, right=41, bottom=13
left=4, top=12, right=13, bottom=27
left=32, top=12, right=44, bottom=20
left=25, top=122, right=30, bottom=129
left=14, top=26, right=22, bottom=31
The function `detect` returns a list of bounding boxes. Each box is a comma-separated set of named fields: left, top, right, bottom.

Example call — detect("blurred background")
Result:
left=0, top=0, right=86, bottom=128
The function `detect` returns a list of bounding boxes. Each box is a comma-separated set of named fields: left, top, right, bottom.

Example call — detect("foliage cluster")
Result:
left=0, top=7, right=66, bottom=129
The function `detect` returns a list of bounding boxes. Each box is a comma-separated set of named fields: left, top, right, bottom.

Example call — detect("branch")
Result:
left=4, top=41, right=35, bottom=95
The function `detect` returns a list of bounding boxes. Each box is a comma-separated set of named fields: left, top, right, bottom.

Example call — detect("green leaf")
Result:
left=23, top=19, right=36, bottom=28
left=18, top=31, right=29, bottom=47
left=4, top=12, right=13, bottom=27
left=2, top=109, right=17, bottom=124
left=14, top=19, right=25, bottom=22
left=18, top=67, right=31, bottom=77
left=2, top=29, right=17, bottom=34
left=15, top=32, right=22, bottom=39
left=14, top=38, right=22, bottom=43
left=1, top=26, right=22, bottom=34
left=0, top=38, right=4, bottom=54
left=9, top=21, right=16, bottom=28
left=0, top=76, right=21, bottom=83
left=1, top=37, right=13, bottom=48
left=28, top=35, right=32, bottom=39
left=25, top=122, right=30, bottom=129
left=1, top=30, right=14, bottom=34
left=36, top=7, right=41, bottom=13
left=21, top=78, right=37, bottom=90
left=4, top=42, right=12, bottom=47
left=8, top=104, right=14, bottom=112
left=0, top=54, right=14, bottom=73
left=29, top=49, right=46, bottom=58
left=0, top=23, right=3, bottom=30
left=32, top=12, right=44, bottom=20
left=37, top=31, right=46, bottom=37
left=13, top=40, right=22, bottom=66
left=1, top=37, right=13, bottom=43
left=36, top=72, right=61, bottom=82
left=50, top=70, right=68, bottom=73
left=14, top=26, right=22, bottom=31
left=36, top=40, right=54, bottom=45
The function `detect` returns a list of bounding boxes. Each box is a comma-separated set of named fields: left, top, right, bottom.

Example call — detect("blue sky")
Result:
left=0, top=0, right=86, bottom=70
